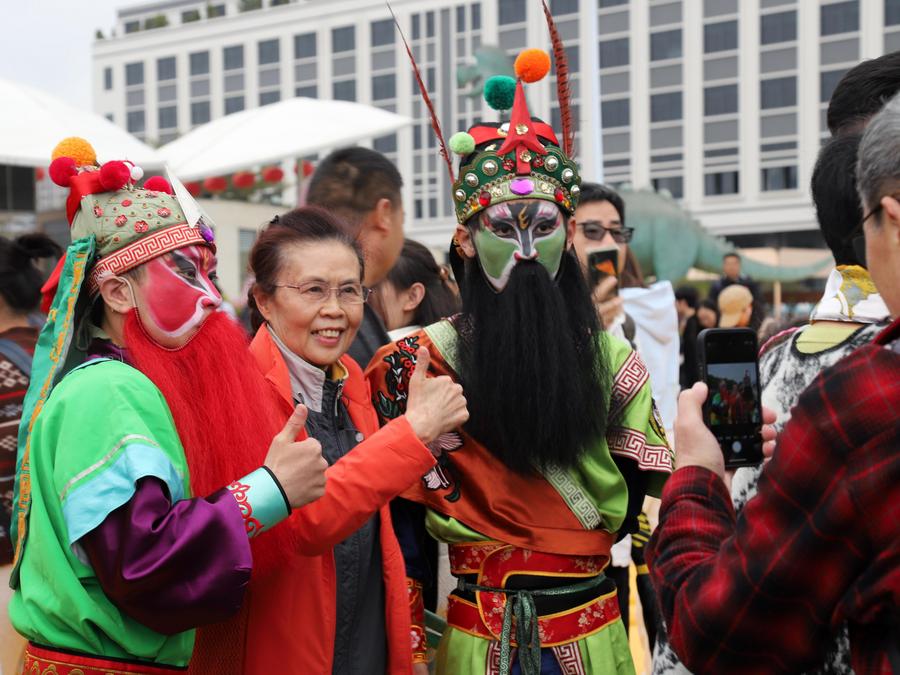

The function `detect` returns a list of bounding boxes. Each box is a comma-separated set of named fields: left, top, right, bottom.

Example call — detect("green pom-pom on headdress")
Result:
left=483, top=75, right=517, bottom=111
left=448, top=131, right=476, bottom=156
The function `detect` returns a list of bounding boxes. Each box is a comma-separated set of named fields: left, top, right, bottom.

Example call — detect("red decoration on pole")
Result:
left=203, top=176, right=228, bottom=193
left=302, top=160, right=315, bottom=177
left=184, top=181, right=202, bottom=196
left=261, top=166, right=284, bottom=184
left=233, top=171, right=256, bottom=189
left=34, top=167, right=45, bottom=182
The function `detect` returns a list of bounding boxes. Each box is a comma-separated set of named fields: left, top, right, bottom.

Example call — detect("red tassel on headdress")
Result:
left=388, top=4, right=455, bottom=185
left=542, top=0, right=575, bottom=157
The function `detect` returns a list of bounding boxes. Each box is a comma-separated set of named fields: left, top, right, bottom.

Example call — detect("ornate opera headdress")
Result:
left=393, top=0, right=581, bottom=227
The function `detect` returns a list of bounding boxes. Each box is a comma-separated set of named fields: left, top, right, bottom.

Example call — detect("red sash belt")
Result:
left=24, top=643, right=185, bottom=675
left=446, top=542, right=619, bottom=647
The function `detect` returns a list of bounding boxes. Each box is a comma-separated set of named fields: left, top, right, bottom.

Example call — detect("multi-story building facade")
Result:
left=93, top=0, right=900, bottom=255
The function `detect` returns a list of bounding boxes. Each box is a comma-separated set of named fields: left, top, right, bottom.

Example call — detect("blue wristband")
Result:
left=227, top=467, right=291, bottom=538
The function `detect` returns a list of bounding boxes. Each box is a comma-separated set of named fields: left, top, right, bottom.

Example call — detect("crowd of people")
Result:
left=0, top=35, right=897, bottom=675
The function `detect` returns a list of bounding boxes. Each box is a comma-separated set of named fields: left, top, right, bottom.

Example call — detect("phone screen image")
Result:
left=587, top=247, right=619, bottom=288
left=698, top=328, right=764, bottom=468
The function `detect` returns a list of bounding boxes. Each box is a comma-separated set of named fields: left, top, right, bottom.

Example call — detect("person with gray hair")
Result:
left=645, top=93, right=900, bottom=675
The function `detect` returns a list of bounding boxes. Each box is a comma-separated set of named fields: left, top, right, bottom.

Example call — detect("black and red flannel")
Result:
left=647, top=316, right=900, bottom=675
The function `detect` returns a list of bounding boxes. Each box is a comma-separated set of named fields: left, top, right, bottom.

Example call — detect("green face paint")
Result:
left=470, top=199, right=566, bottom=292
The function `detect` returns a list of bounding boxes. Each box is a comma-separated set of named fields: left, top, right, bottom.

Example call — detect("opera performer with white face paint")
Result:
left=367, top=43, right=673, bottom=675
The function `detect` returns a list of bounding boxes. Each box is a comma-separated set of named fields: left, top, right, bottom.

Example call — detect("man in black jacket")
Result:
left=306, top=147, right=405, bottom=367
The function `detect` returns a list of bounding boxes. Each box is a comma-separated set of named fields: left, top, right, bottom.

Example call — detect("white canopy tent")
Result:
left=0, top=78, right=163, bottom=169
left=158, top=97, right=412, bottom=180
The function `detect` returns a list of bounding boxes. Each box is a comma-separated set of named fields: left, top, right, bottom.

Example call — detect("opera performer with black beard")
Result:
left=367, top=45, right=672, bottom=675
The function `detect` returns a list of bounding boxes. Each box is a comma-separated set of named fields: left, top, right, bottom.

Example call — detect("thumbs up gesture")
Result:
left=404, top=347, right=469, bottom=445
left=264, top=404, right=328, bottom=508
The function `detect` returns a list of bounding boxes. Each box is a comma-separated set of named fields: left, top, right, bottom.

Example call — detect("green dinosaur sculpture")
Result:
left=456, top=47, right=515, bottom=98
left=622, top=187, right=832, bottom=282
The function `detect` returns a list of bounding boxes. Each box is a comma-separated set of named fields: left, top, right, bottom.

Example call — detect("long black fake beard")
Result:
left=457, top=251, right=612, bottom=474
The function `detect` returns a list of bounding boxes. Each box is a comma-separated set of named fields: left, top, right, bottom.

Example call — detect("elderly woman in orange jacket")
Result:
left=239, top=207, right=466, bottom=675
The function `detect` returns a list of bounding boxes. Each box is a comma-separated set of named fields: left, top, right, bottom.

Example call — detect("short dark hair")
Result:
left=698, top=298, right=720, bottom=324
left=305, top=147, right=403, bottom=232
left=577, top=182, right=625, bottom=225
left=811, top=132, right=864, bottom=266
left=827, top=50, right=900, bottom=136
left=0, top=233, right=61, bottom=313
left=385, top=239, right=460, bottom=326
left=675, top=285, right=699, bottom=310
left=247, top=207, right=365, bottom=332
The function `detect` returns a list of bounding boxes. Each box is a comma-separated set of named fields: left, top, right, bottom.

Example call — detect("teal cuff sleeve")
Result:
left=227, top=467, right=291, bottom=539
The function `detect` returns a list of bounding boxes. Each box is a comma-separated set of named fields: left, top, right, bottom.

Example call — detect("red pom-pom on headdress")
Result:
left=49, top=157, right=77, bottom=187
left=143, top=176, right=173, bottom=194
left=99, top=161, right=131, bottom=191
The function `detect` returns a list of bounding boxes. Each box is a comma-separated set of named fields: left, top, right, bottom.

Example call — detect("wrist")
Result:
left=405, top=412, right=434, bottom=445
left=227, top=467, right=292, bottom=539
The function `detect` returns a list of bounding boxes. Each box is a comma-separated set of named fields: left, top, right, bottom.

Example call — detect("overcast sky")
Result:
left=0, top=0, right=130, bottom=111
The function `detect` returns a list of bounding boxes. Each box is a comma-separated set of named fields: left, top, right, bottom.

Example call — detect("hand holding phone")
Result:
left=696, top=328, right=764, bottom=469
left=587, top=247, right=620, bottom=290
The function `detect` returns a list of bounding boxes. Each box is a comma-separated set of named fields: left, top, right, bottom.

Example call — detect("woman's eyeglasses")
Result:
left=576, top=221, right=634, bottom=243
left=275, top=282, right=373, bottom=305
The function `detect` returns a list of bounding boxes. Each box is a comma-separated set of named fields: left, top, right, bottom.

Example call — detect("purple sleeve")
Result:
left=80, top=476, right=253, bottom=635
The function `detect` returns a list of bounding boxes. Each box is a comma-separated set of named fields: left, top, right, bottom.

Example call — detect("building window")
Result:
left=371, top=19, right=394, bottom=46
left=296, top=84, right=317, bottom=98
left=761, top=10, right=797, bottom=44
left=124, top=21, right=140, bottom=34
left=224, top=45, right=244, bottom=70
left=225, top=96, right=245, bottom=115
left=651, top=29, right=682, bottom=61
left=260, top=90, right=281, bottom=106
left=372, top=74, right=396, bottom=100
left=652, top=176, right=684, bottom=198
left=820, top=69, right=847, bottom=103
left=705, top=171, right=739, bottom=195
left=258, top=39, right=280, bottom=65
left=158, top=106, right=177, bottom=130
left=104, top=67, right=113, bottom=90
left=761, top=76, right=797, bottom=109
left=599, top=38, right=629, bottom=68
left=333, top=80, right=356, bottom=101
left=704, top=84, right=738, bottom=116
left=182, top=9, right=201, bottom=23
left=207, top=4, right=225, bottom=18
left=190, top=51, right=209, bottom=76
left=651, top=91, right=683, bottom=122
left=472, top=3, right=481, bottom=30
left=601, top=99, right=629, bottom=128
left=821, top=1, right=859, bottom=36
left=499, top=0, right=526, bottom=24
left=762, top=165, right=798, bottom=191
left=373, top=134, right=397, bottom=153
left=295, top=32, right=316, bottom=59
left=332, top=26, right=355, bottom=53
left=599, top=0, right=628, bottom=6
left=888, top=0, right=900, bottom=26
left=126, top=110, right=145, bottom=133
left=704, top=20, right=738, bottom=53
left=550, top=0, right=578, bottom=14
left=191, top=101, right=210, bottom=125
left=157, top=56, right=176, bottom=81
left=125, top=62, right=144, bottom=86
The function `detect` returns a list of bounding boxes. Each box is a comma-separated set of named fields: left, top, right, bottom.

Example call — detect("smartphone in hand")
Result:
left=696, top=328, right=764, bottom=468
left=587, top=247, right=620, bottom=289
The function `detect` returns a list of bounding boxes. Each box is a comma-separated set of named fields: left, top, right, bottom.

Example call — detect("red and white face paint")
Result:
left=131, top=245, right=221, bottom=348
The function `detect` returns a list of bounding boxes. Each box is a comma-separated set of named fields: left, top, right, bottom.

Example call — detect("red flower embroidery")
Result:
left=121, top=199, right=132, bottom=207
left=134, top=220, right=149, bottom=233
left=92, top=205, right=103, bottom=217
left=114, top=215, right=127, bottom=227
left=156, top=207, right=171, bottom=218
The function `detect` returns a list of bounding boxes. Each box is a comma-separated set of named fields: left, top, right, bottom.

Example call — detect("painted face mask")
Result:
left=133, top=245, right=222, bottom=348
left=471, top=200, right=567, bottom=292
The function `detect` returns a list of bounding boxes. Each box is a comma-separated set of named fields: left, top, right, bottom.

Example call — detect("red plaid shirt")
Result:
left=647, top=315, right=900, bottom=675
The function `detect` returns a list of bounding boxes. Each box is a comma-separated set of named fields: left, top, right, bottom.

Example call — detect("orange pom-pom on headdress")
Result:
left=514, top=49, right=551, bottom=83
left=51, top=137, right=97, bottom=168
